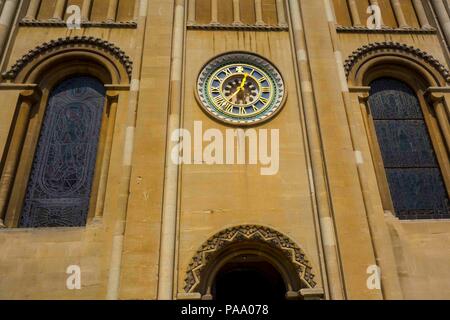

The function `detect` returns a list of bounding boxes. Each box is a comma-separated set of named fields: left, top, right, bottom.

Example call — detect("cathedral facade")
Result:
left=0, top=0, right=449, bottom=300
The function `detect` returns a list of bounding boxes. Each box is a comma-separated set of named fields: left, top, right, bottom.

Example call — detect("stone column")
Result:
left=390, top=0, right=408, bottom=28
left=428, top=91, right=450, bottom=152
left=157, top=0, right=185, bottom=300
left=431, top=0, right=450, bottom=46
left=276, top=0, right=287, bottom=26
left=106, top=0, right=148, bottom=300
left=106, top=0, right=119, bottom=22
left=255, top=0, right=264, bottom=25
left=24, top=0, right=41, bottom=20
left=412, top=0, right=431, bottom=28
left=0, top=89, right=41, bottom=228
left=323, top=0, right=403, bottom=299
left=81, top=0, right=93, bottom=22
left=211, top=0, right=218, bottom=24
left=347, top=0, right=361, bottom=26
left=52, top=0, right=66, bottom=20
left=232, top=0, right=242, bottom=24
left=0, top=0, right=19, bottom=57
left=92, top=92, right=118, bottom=221
left=288, top=0, right=345, bottom=300
left=187, top=0, right=195, bottom=24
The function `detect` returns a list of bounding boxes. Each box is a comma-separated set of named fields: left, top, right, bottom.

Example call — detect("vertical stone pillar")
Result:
left=211, top=0, right=218, bottom=24
left=323, top=0, right=403, bottom=299
left=276, top=0, right=287, bottom=26
left=412, top=0, right=431, bottom=28
left=431, top=0, right=450, bottom=45
left=0, top=89, right=41, bottom=228
left=92, top=92, right=118, bottom=221
left=255, top=0, right=264, bottom=25
left=81, top=0, right=93, bottom=22
left=0, top=0, right=19, bottom=56
left=232, top=0, right=242, bottom=24
left=52, top=0, right=66, bottom=20
left=347, top=0, right=362, bottom=26
left=106, top=0, right=119, bottom=22
left=428, top=91, right=450, bottom=152
left=288, top=0, right=345, bottom=300
left=24, top=0, right=41, bottom=20
left=187, top=0, right=195, bottom=24
left=106, top=0, right=148, bottom=300
left=391, top=0, right=408, bottom=28
left=157, top=0, right=185, bottom=300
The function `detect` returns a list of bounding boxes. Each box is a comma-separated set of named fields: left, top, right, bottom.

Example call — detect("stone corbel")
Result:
left=177, top=292, right=202, bottom=300
left=425, top=87, right=450, bottom=152
left=300, top=288, right=325, bottom=300
left=349, top=86, right=371, bottom=105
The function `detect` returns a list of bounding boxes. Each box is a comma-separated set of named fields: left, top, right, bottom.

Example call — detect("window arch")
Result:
left=368, top=77, right=449, bottom=219
left=0, top=38, right=130, bottom=228
left=19, top=76, right=106, bottom=228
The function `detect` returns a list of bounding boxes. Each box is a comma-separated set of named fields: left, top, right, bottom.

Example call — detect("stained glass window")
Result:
left=19, top=76, right=106, bottom=228
left=369, top=78, right=449, bottom=220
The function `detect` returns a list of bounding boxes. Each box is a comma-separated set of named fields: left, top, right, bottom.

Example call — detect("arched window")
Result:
left=368, top=78, right=449, bottom=219
left=19, top=76, right=106, bottom=228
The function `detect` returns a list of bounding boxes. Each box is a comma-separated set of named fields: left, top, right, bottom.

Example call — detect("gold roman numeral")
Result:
left=223, top=68, right=233, bottom=77
left=259, top=97, right=269, bottom=105
left=261, top=86, right=271, bottom=93
left=239, top=107, right=247, bottom=115
left=257, top=76, right=268, bottom=84
left=224, top=104, right=234, bottom=113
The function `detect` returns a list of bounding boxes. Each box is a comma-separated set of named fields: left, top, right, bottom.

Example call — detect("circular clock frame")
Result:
left=196, top=52, right=286, bottom=126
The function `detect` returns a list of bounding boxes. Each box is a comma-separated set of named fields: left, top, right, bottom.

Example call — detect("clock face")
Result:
left=197, top=53, right=286, bottom=126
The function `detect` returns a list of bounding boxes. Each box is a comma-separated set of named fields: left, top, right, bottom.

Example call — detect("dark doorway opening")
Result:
left=212, top=254, right=287, bottom=301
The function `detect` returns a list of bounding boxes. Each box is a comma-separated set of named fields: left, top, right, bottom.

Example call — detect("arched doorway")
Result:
left=212, top=253, right=286, bottom=301
left=183, top=225, right=319, bottom=301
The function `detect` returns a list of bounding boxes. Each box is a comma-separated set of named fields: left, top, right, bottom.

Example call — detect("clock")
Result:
left=196, top=52, right=286, bottom=126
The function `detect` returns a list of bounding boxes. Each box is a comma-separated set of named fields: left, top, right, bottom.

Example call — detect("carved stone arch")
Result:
left=1, top=36, right=132, bottom=84
left=184, top=225, right=317, bottom=297
left=344, top=41, right=450, bottom=87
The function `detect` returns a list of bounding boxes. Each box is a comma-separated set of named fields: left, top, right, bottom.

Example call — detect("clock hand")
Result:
left=239, top=73, right=248, bottom=89
left=227, top=74, right=249, bottom=101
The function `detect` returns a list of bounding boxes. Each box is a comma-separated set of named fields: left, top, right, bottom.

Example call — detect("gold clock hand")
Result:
left=240, top=73, right=248, bottom=89
left=227, top=74, right=249, bottom=102
left=228, top=87, right=242, bottom=100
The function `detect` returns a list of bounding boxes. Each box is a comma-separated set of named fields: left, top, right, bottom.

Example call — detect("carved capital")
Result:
left=20, top=87, right=42, bottom=105
left=299, top=288, right=325, bottom=300
left=425, top=87, right=450, bottom=104
left=349, top=86, right=371, bottom=102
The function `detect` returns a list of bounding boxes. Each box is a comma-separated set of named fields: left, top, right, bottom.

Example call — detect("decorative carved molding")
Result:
left=184, top=225, right=317, bottom=293
left=187, top=22, right=288, bottom=32
left=336, top=25, right=436, bottom=34
left=20, top=19, right=137, bottom=28
left=2, top=36, right=133, bottom=80
left=344, top=41, right=450, bottom=83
